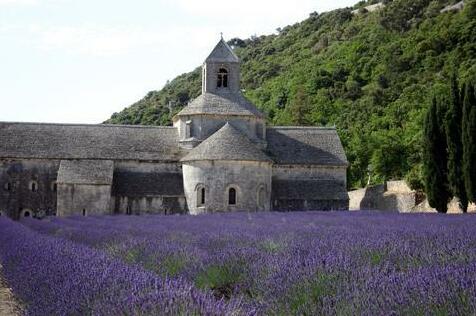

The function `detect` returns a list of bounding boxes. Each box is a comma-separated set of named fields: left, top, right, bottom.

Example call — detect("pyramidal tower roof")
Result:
left=177, top=92, right=264, bottom=118
left=180, top=123, right=272, bottom=162
left=205, top=38, right=239, bottom=63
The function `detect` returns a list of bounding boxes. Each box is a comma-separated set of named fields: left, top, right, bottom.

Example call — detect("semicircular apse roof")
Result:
left=180, top=122, right=272, bottom=163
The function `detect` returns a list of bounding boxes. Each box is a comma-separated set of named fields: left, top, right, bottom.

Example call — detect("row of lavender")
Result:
left=0, top=217, right=250, bottom=316
left=3, top=212, right=476, bottom=315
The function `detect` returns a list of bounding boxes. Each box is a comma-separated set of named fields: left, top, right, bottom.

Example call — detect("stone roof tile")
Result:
left=0, top=122, right=185, bottom=161
left=181, top=122, right=272, bottom=162
left=176, top=92, right=264, bottom=118
left=266, top=127, right=348, bottom=166
left=57, top=160, right=114, bottom=185
left=205, top=39, right=239, bottom=63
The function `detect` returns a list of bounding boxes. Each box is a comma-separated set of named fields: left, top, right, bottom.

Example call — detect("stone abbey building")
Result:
left=0, top=39, right=348, bottom=219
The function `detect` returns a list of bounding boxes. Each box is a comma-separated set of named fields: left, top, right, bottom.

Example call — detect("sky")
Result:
left=0, top=0, right=358, bottom=124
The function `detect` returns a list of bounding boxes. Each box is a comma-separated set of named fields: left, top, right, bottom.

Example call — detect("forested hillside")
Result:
left=105, top=0, right=476, bottom=189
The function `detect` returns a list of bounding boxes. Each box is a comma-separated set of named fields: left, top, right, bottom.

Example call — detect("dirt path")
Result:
left=0, top=265, right=22, bottom=316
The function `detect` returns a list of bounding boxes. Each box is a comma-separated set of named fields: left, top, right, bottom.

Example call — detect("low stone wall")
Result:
left=349, top=181, right=476, bottom=213
left=349, top=184, right=388, bottom=211
left=413, top=198, right=476, bottom=214
left=386, top=180, right=412, bottom=193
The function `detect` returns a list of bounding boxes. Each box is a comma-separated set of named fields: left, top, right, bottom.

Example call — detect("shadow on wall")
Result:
left=349, top=181, right=416, bottom=212
left=360, top=184, right=386, bottom=210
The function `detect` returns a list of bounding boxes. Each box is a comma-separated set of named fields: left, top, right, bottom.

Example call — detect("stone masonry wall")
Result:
left=183, top=160, right=272, bottom=214
left=112, top=161, right=187, bottom=215
left=272, top=165, right=347, bottom=182
left=348, top=181, right=417, bottom=212
left=57, top=184, right=112, bottom=216
left=0, top=159, right=59, bottom=219
left=112, top=196, right=187, bottom=215
left=175, top=115, right=265, bottom=144
left=203, top=62, right=240, bottom=94
left=271, top=165, right=348, bottom=211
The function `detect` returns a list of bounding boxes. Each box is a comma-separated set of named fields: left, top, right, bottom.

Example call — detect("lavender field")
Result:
left=1, top=212, right=476, bottom=315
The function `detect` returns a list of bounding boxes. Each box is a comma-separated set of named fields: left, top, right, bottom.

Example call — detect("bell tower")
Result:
left=202, top=38, right=240, bottom=94
left=173, top=36, right=267, bottom=149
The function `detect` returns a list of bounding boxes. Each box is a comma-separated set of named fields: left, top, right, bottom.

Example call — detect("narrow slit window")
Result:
left=198, top=187, right=206, bottom=206
left=30, top=181, right=38, bottom=192
left=228, top=188, right=236, bottom=205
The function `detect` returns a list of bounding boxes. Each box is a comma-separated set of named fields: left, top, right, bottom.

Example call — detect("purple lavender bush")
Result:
left=2, top=212, right=476, bottom=315
left=0, top=217, right=251, bottom=316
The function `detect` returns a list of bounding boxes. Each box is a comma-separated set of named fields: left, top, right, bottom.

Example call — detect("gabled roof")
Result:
left=205, top=39, right=239, bottom=63
left=57, top=160, right=114, bottom=185
left=0, top=122, right=185, bottom=162
left=181, top=123, right=272, bottom=163
left=266, top=127, right=348, bottom=166
left=176, top=91, right=264, bottom=118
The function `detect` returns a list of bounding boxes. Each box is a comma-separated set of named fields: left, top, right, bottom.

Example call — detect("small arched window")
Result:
left=197, top=186, right=206, bottom=206
left=82, top=209, right=86, bottom=216
left=30, top=181, right=38, bottom=192
left=21, top=209, right=32, bottom=218
left=217, top=68, right=228, bottom=88
left=51, top=181, right=57, bottom=192
left=228, top=188, right=237, bottom=205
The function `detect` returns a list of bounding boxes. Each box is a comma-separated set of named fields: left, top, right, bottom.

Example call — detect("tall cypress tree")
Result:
left=445, top=76, right=468, bottom=212
left=423, top=97, right=451, bottom=213
left=462, top=83, right=476, bottom=202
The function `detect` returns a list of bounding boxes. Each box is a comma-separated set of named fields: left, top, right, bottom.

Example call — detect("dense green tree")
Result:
left=423, top=97, right=451, bottom=213
left=445, top=75, right=468, bottom=212
left=289, top=87, right=311, bottom=125
left=370, top=130, right=408, bottom=182
left=462, top=83, right=476, bottom=202
left=380, top=0, right=432, bottom=32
